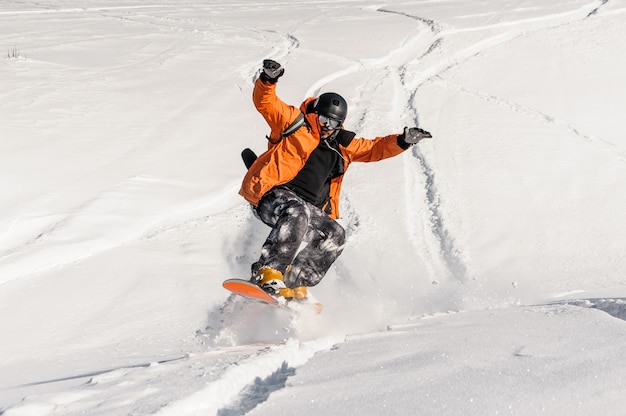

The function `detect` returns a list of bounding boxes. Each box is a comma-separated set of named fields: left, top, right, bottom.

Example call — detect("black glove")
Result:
left=259, top=59, right=284, bottom=84
left=399, top=126, right=432, bottom=147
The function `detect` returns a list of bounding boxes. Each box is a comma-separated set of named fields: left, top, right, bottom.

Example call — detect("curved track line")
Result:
left=435, top=78, right=626, bottom=163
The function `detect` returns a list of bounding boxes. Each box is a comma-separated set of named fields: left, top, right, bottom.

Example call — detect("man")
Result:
left=239, top=59, right=431, bottom=300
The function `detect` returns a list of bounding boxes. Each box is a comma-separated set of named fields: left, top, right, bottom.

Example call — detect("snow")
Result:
left=1, top=0, right=625, bottom=415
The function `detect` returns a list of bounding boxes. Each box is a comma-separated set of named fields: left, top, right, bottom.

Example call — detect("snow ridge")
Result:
left=216, top=362, right=294, bottom=416
left=550, top=298, right=626, bottom=321
left=156, top=337, right=339, bottom=416
left=4, top=356, right=187, bottom=392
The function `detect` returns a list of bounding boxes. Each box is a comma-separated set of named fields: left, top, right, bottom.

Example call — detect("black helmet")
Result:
left=313, top=92, right=348, bottom=123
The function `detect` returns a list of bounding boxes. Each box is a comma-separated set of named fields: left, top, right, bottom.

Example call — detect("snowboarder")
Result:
left=239, top=59, right=432, bottom=300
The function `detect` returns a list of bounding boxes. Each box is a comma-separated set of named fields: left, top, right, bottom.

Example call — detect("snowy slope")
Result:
left=1, top=0, right=626, bottom=414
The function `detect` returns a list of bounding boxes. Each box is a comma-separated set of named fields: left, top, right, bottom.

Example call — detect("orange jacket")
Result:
left=239, top=78, right=408, bottom=219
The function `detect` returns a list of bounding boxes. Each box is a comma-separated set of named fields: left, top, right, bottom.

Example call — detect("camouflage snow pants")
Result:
left=251, top=187, right=346, bottom=288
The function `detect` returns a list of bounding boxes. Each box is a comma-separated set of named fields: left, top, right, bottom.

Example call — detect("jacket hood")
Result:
left=300, top=97, right=321, bottom=138
left=299, top=96, right=317, bottom=114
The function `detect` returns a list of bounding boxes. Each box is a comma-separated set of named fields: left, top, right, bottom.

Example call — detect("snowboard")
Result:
left=222, top=278, right=279, bottom=305
left=222, top=278, right=323, bottom=313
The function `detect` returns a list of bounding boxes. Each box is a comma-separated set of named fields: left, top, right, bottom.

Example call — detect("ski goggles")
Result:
left=318, top=114, right=341, bottom=130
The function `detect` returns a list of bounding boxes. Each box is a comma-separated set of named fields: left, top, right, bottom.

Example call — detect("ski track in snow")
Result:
left=155, top=337, right=340, bottom=416
left=435, top=78, right=626, bottom=163
left=398, top=0, right=612, bottom=92
left=0, top=177, right=241, bottom=285
left=0, top=341, right=329, bottom=416
left=367, top=0, right=619, bottom=285
left=369, top=6, right=467, bottom=283
left=376, top=7, right=441, bottom=33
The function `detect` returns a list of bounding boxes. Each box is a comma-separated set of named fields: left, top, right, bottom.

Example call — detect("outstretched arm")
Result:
left=346, top=134, right=406, bottom=162
left=252, top=59, right=300, bottom=142
left=346, top=126, right=432, bottom=162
